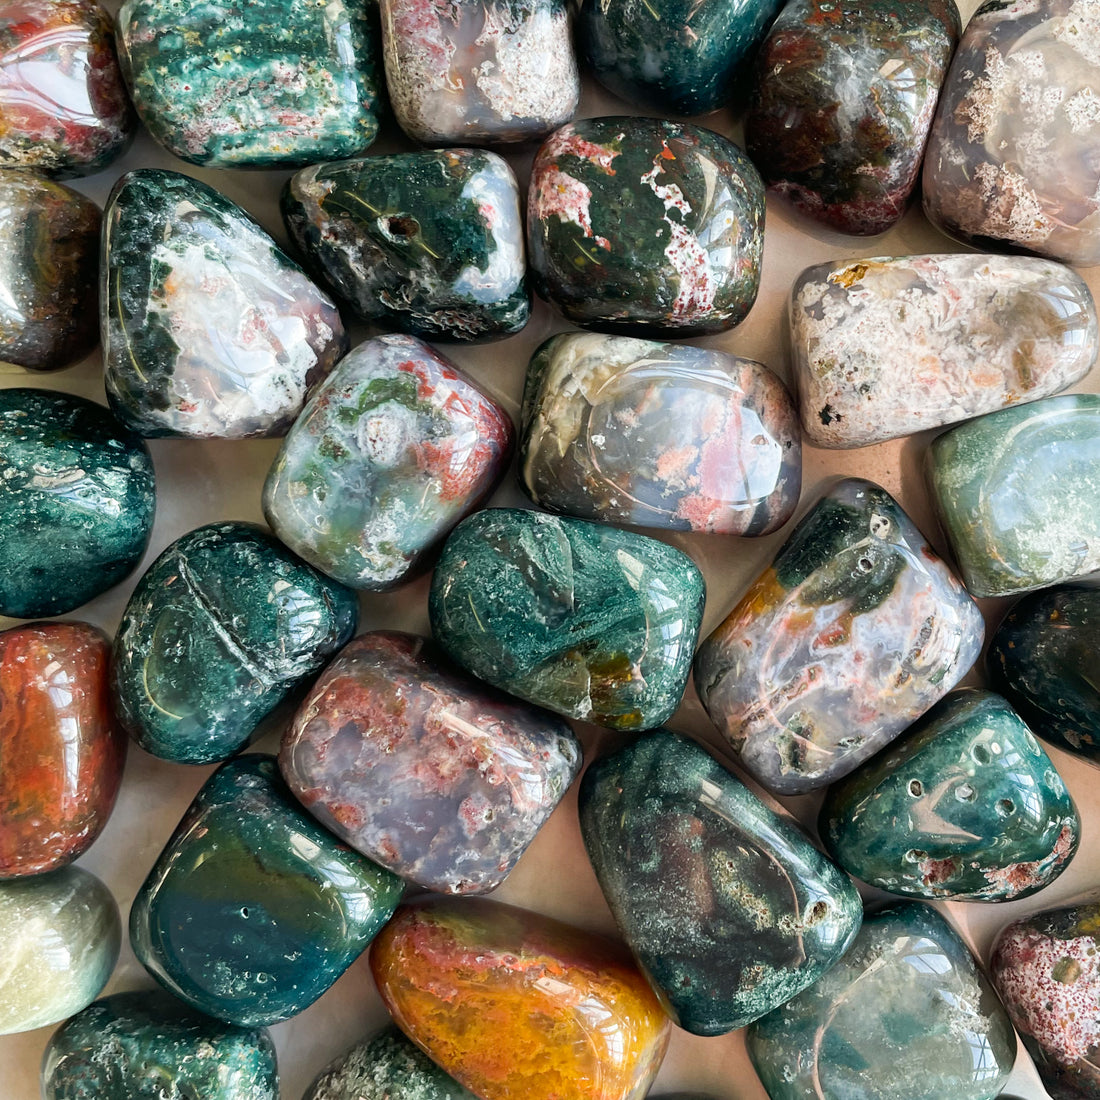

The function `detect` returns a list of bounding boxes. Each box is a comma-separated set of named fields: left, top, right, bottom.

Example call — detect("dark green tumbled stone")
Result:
left=580, top=729, right=862, bottom=1035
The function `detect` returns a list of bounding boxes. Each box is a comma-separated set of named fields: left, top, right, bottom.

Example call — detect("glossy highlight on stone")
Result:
left=694, top=477, right=983, bottom=795
left=103, top=169, right=347, bottom=440
left=791, top=254, right=1099, bottom=447
left=580, top=730, right=862, bottom=1035
left=113, top=522, right=358, bottom=765
left=520, top=332, right=801, bottom=535
left=429, top=508, right=705, bottom=730
left=370, top=897, right=671, bottom=1100
left=130, top=754, right=403, bottom=1027
left=528, top=117, right=765, bottom=336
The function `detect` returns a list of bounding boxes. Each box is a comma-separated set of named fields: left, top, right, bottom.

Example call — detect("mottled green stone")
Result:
left=580, top=730, right=862, bottom=1035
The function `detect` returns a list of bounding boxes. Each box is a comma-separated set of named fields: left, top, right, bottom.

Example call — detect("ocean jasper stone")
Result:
left=380, top=0, right=578, bottom=145
left=283, top=149, right=528, bottom=341
left=0, top=388, right=155, bottom=618
left=117, top=0, right=379, bottom=168
left=429, top=509, right=705, bottom=730
left=281, top=631, right=581, bottom=894
left=41, top=990, right=278, bottom=1100
left=747, top=902, right=1017, bottom=1100
left=527, top=117, right=765, bottom=336
left=0, top=622, right=123, bottom=879
left=113, top=522, right=358, bottom=766
left=694, top=477, right=983, bottom=795
left=0, top=866, right=120, bottom=1035
left=263, top=334, right=512, bottom=591
left=820, top=689, right=1079, bottom=901
left=791, top=254, right=1099, bottom=447
left=370, top=897, right=671, bottom=1100
left=130, top=754, right=403, bottom=1026
left=923, top=0, right=1100, bottom=266
left=745, top=0, right=957, bottom=235
left=927, top=394, right=1100, bottom=597
left=579, top=730, right=862, bottom=1035
left=103, top=169, right=346, bottom=440
left=520, top=332, right=801, bottom=535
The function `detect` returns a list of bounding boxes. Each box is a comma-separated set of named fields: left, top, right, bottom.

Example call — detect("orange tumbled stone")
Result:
left=369, top=896, right=671, bottom=1100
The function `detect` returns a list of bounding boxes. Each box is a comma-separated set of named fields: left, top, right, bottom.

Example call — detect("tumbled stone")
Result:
left=380, top=0, right=578, bottom=145
left=745, top=0, right=957, bottom=235
left=113, top=522, right=358, bottom=765
left=263, top=333, right=512, bottom=591
left=520, top=332, right=801, bottom=534
left=0, top=622, right=123, bottom=879
left=117, top=0, right=380, bottom=168
left=41, top=990, right=278, bottom=1100
left=791, top=254, right=1099, bottom=447
left=527, top=117, right=765, bottom=336
left=283, top=149, right=528, bottom=341
left=130, top=755, right=403, bottom=1027
left=103, top=169, right=347, bottom=440
left=923, top=0, right=1100, bottom=267
left=0, top=866, right=120, bottom=1035
left=281, top=631, right=581, bottom=894
left=747, top=902, right=1017, bottom=1100
left=820, top=689, right=1079, bottom=901
left=580, top=729, right=862, bottom=1035
left=694, top=477, right=983, bottom=795
left=370, top=897, right=671, bottom=1100
left=927, top=394, right=1100, bottom=597
left=429, top=508, right=705, bottom=730
left=0, top=388, right=155, bottom=618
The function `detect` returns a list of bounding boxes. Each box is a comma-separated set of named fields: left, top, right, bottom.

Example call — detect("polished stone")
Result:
left=580, top=729, right=862, bottom=1035
left=281, top=630, right=581, bottom=894
left=130, top=754, right=403, bottom=1027
left=747, top=902, right=1017, bottom=1100
left=41, top=990, right=278, bottom=1100
left=113, top=522, right=358, bottom=765
left=821, top=688, right=1079, bottom=901
left=370, top=897, right=671, bottom=1100
left=520, top=332, right=801, bottom=534
left=283, top=149, right=528, bottom=341
left=429, top=508, right=705, bottom=730
left=103, top=169, right=347, bottom=440
left=928, top=394, right=1100, bottom=597
left=694, top=477, right=983, bottom=795
left=0, top=388, right=155, bottom=617
left=527, top=117, right=765, bottom=336
left=263, top=333, right=513, bottom=591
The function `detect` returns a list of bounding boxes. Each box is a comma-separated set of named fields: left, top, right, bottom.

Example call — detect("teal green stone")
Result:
left=130, top=754, right=404, bottom=1027
left=428, top=509, right=705, bottom=730
left=747, top=902, right=1017, bottom=1100
left=579, top=729, right=862, bottom=1035
left=821, top=689, right=1080, bottom=901
left=42, top=990, right=278, bottom=1100
left=0, top=388, right=155, bottom=618
left=112, top=522, right=358, bottom=765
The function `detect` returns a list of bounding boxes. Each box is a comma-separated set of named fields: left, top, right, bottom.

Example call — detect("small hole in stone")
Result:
left=807, top=901, right=829, bottom=924
left=857, top=556, right=874, bottom=572
left=972, top=745, right=991, bottom=765
left=997, top=799, right=1016, bottom=816
left=904, top=849, right=928, bottom=863
left=955, top=782, right=976, bottom=802
left=908, top=779, right=923, bottom=797
left=240, top=907, right=250, bottom=919
left=386, top=215, right=419, bottom=238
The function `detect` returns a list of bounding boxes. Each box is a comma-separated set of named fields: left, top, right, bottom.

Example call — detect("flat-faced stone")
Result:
left=520, top=332, right=801, bottom=535
left=694, top=477, right=983, bottom=795
left=820, top=688, right=1079, bottom=901
left=580, top=729, right=862, bottom=1035
left=283, top=150, right=528, bottom=341
left=927, top=394, right=1100, bottom=597
left=263, top=333, right=513, bottom=591
left=113, top=522, right=358, bottom=765
left=429, top=508, right=705, bottom=730
left=370, top=897, right=671, bottom=1100
left=923, top=0, right=1100, bottom=266
left=527, top=117, right=765, bottom=336
left=103, top=169, right=347, bottom=440
left=130, top=755, right=403, bottom=1027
